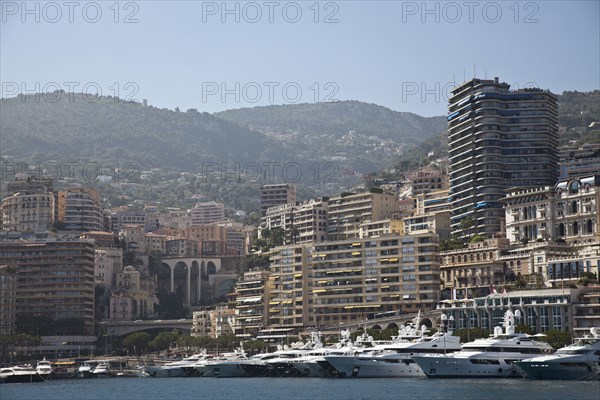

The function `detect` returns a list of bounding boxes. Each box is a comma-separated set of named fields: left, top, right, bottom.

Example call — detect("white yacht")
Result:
left=0, top=365, right=46, bottom=384
left=142, top=352, right=210, bottom=378
left=91, top=362, right=112, bottom=378
left=412, top=310, right=553, bottom=378
left=514, top=327, right=600, bottom=380
left=324, top=317, right=462, bottom=378
left=35, top=358, right=53, bottom=377
left=290, top=330, right=373, bottom=377
left=197, top=347, right=249, bottom=377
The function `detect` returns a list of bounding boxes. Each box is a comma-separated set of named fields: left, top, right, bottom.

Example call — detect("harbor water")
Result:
left=2, top=377, right=599, bottom=400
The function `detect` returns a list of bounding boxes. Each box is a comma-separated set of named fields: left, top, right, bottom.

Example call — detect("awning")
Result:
left=351, top=251, right=361, bottom=256
left=269, top=300, right=280, bottom=305
left=241, top=296, right=262, bottom=303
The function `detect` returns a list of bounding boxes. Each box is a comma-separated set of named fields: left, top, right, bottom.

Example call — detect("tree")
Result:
left=122, top=332, right=150, bottom=355
left=149, top=330, right=180, bottom=352
left=542, top=330, right=572, bottom=350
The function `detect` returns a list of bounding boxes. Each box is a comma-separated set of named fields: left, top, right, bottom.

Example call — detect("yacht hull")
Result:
left=325, top=356, right=423, bottom=378
left=515, top=361, right=597, bottom=380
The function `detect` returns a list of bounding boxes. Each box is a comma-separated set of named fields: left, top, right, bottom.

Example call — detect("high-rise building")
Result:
left=57, top=188, right=103, bottom=232
left=447, top=78, right=558, bottom=238
left=559, top=143, right=600, bottom=180
left=190, top=201, right=226, bottom=225
left=260, top=184, right=296, bottom=217
left=0, top=240, right=96, bottom=335
left=1, top=191, right=55, bottom=232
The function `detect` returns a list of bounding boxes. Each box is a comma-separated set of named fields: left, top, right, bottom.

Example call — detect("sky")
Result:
left=1, top=0, right=599, bottom=117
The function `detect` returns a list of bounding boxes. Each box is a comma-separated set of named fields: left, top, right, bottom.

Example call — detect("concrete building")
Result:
left=358, top=218, right=404, bottom=238
left=95, top=247, right=123, bottom=287
left=57, top=188, right=103, bottom=231
left=403, top=212, right=451, bottom=240
left=0, top=240, right=96, bottom=335
left=0, top=265, right=17, bottom=335
left=414, top=189, right=450, bottom=215
left=260, top=184, right=296, bottom=217
left=559, top=143, right=600, bottom=180
left=407, top=166, right=449, bottom=196
left=263, top=198, right=328, bottom=244
left=1, top=191, right=55, bottom=232
left=327, top=191, right=397, bottom=241
left=448, top=78, right=559, bottom=238
left=267, top=245, right=310, bottom=330
left=310, top=233, right=440, bottom=326
left=503, top=175, right=600, bottom=247
left=110, top=210, right=159, bottom=233
left=191, top=201, right=225, bottom=225
left=234, top=270, right=271, bottom=338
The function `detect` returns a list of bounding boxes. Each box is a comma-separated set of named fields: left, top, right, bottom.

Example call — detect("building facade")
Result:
left=190, top=201, right=226, bottom=225
left=260, top=184, right=296, bottom=217
left=448, top=78, right=559, bottom=238
left=0, top=240, right=96, bottom=335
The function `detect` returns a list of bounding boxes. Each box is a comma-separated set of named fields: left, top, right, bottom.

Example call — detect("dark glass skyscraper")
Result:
left=448, top=78, right=559, bottom=238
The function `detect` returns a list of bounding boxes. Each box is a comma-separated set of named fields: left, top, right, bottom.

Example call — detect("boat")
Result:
left=412, top=310, right=554, bottom=378
left=514, top=327, right=600, bottom=380
left=142, top=352, right=211, bottom=378
left=0, top=365, right=46, bottom=384
left=290, top=329, right=373, bottom=377
left=91, top=362, right=112, bottom=378
left=198, top=346, right=250, bottom=377
left=323, top=313, right=462, bottom=378
left=35, top=358, right=53, bottom=377
left=77, top=360, right=99, bottom=378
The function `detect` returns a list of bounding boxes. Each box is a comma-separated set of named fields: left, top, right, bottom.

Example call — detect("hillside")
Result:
left=0, top=92, right=269, bottom=169
left=1, top=96, right=448, bottom=190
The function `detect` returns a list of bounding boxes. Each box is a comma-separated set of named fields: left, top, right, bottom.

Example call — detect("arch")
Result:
left=370, top=324, right=382, bottom=330
left=587, top=219, right=593, bottom=234
left=573, top=221, right=579, bottom=235
left=569, top=180, right=579, bottom=194
left=420, top=318, right=433, bottom=328
left=386, top=322, right=399, bottom=331
left=207, top=261, right=217, bottom=275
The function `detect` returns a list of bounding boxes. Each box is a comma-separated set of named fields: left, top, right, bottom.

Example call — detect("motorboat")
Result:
left=514, top=327, right=600, bottom=380
left=197, top=347, right=249, bottom=377
left=91, top=362, right=112, bottom=378
left=142, top=352, right=210, bottom=378
left=324, top=313, right=462, bottom=378
left=290, top=329, right=372, bottom=377
left=412, top=310, right=554, bottom=378
left=35, top=358, right=53, bottom=377
left=0, top=365, right=46, bottom=383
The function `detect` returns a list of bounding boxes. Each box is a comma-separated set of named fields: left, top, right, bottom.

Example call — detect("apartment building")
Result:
left=1, top=191, right=55, bottom=232
left=190, top=201, right=226, bottom=225
left=311, top=233, right=440, bottom=326
left=234, top=270, right=271, bottom=338
left=260, top=183, right=296, bottom=217
left=263, top=198, right=328, bottom=244
left=448, top=78, right=558, bottom=238
left=327, top=191, right=397, bottom=241
left=0, top=240, right=96, bottom=335
left=559, top=143, right=600, bottom=180
left=57, top=188, right=103, bottom=231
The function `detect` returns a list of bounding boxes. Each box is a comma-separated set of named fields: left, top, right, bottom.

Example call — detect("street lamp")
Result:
left=440, top=313, right=455, bottom=354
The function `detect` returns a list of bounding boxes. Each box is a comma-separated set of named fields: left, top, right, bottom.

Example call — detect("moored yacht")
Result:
left=35, top=358, right=53, bottom=377
left=198, top=347, right=249, bottom=377
left=324, top=313, right=462, bottom=378
left=514, top=327, right=600, bottom=380
left=142, top=352, right=210, bottom=378
left=0, top=365, right=46, bottom=383
left=412, top=310, right=553, bottom=378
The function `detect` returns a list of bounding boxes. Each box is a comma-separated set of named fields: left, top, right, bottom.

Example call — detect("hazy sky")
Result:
left=1, top=1, right=599, bottom=116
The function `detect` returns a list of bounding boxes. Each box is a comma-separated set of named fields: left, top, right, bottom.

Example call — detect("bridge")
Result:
left=302, top=309, right=445, bottom=336
left=100, top=319, right=193, bottom=337
left=100, top=310, right=446, bottom=338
